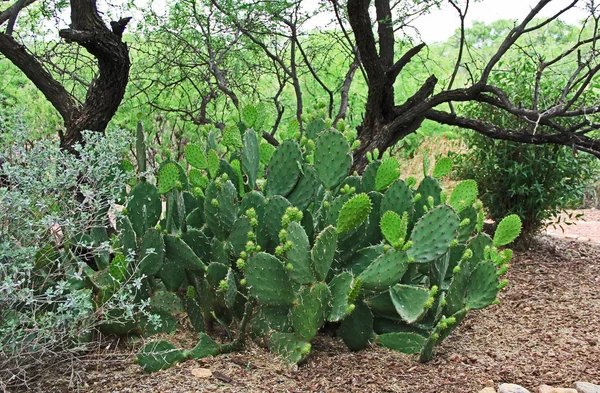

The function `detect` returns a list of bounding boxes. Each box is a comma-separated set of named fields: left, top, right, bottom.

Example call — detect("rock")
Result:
left=551, top=389, right=578, bottom=393
left=575, top=382, right=600, bottom=393
left=538, top=385, right=554, bottom=393
left=487, top=380, right=496, bottom=388
left=499, top=384, right=531, bottom=393
left=480, top=388, right=496, bottom=393
left=191, top=367, right=212, bottom=378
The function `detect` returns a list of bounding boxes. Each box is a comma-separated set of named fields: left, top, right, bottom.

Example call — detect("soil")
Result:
left=18, top=210, right=600, bottom=393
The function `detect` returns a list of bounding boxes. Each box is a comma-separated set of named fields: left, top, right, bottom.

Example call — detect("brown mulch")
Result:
left=20, top=236, right=600, bottom=393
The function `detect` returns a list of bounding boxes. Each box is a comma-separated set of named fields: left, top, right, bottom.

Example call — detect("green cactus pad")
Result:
left=242, top=129, right=260, bottom=188
left=376, top=332, right=426, bottom=354
left=189, top=333, right=220, bottom=359
left=206, top=262, right=228, bottom=289
left=157, top=162, right=180, bottom=194
left=141, top=313, right=179, bottom=336
left=358, top=249, right=410, bottom=291
left=259, top=143, right=276, bottom=166
left=338, top=300, right=374, bottom=351
left=228, top=216, right=252, bottom=257
left=150, top=290, right=184, bottom=314
left=185, top=144, right=208, bottom=169
left=265, top=140, right=303, bottom=197
left=389, top=284, right=431, bottom=324
left=250, top=306, right=292, bottom=338
left=222, top=125, right=243, bottom=149
left=432, top=157, right=453, bottom=179
left=458, top=206, right=478, bottom=243
left=224, top=268, right=238, bottom=309
left=242, top=104, right=257, bottom=127
left=181, top=229, right=212, bottom=262
left=337, top=175, right=363, bottom=195
left=184, top=297, right=205, bottom=333
left=448, top=180, right=478, bottom=213
left=314, top=129, right=352, bottom=189
left=135, top=341, right=185, bottom=373
left=127, top=181, right=161, bottom=238
left=287, top=165, right=320, bottom=211
left=375, top=157, right=401, bottom=191
left=429, top=252, right=450, bottom=289
left=336, top=193, right=372, bottom=234
left=263, top=196, right=292, bottom=248
left=158, top=257, right=185, bottom=291
left=188, top=169, right=207, bottom=189
left=493, top=214, right=522, bottom=246
left=466, top=260, right=499, bottom=310
left=380, top=179, right=413, bottom=219
left=414, top=176, right=442, bottom=219
left=343, top=245, right=384, bottom=276
left=204, top=179, right=238, bottom=241
left=408, top=205, right=459, bottom=263
left=117, top=216, right=136, bottom=258
left=380, top=211, right=403, bottom=245
left=186, top=207, right=205, bottom=229
left=285, top=222, right=314, bottom=285
left=164, top=235, right=206, bottom=272
left=326, top=194, right=350, bottom=227
left=305, top=118, right=326, bottom=140
left=137, top=229, right=164, bottom=275
left=327, top=272, right=354, bottom=322
left=311, top=226, right=338, bottom=281
left=245, top=253, right=295, bottom=306
left=291, top=283, right=331, bottom=341
left=207, top=149, right=220, bottom=179
left=269, top=332, right=311, bottom=364
left=136, top=121, right=147, bottom=174
left=361, top=160, right=381, bottom=192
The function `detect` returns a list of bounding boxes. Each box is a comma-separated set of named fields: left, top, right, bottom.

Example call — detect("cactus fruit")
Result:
left=375, top=157, right=401, bottom=191
left=493, top=214, right=522, bottom=246
left=336, top=193, right=372, bottom=234
left=314, top=129, right=352, bottom=189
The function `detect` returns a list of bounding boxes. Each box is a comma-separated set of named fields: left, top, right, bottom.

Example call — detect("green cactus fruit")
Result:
left=158, top=257, right=185, bottom=291
left=337, top=175, right=362, bottom=195
left=389, top=284, right=431, bottom=324
left=380, top=211, right=403, bottom=246
left=291, top=283, right=331, bottom=341
left=157, top=162, right=180, bottom=194
left=457, top=206, right=478, bottom=243
left=242, top=129, right=260, bottom=189
left=126, top=181, right=162, bottom=238
left=135, top=341, right=185, bottom=373
left=361, top=160, right=381, bottom=192
left=222, top=125, right=243, bottom=149
left=136, top=120, right=147, bottom=174
left=259, top=142, right=276, bottom=166
left=432, top=157, right=453, bottom=179
left=311, top=226, right=338, bottom=282
left=375, top=157, right=401, bottom=191
left=204, top=179, right=238, bottom=241
left=305, top=118, right=326, bottom=140
left=150, top=290, right=184, bottom=314
left=358, top=249, right=410, bottom=291
left=184, top=297, right=205, bottom=333
left=376, top=332, right=426, bottom=354
left=414, top=176, right=442, bottom=220
left=314, top=129, right=352, bottom=189
left=336, top=193, right=372, bottom=234
left=242, top=104, right=257, bottom=127
left=138, top=228, right=165, bottom=276
left=164, top=235, right=206, bottom=272
left=327, top=272, right=354, bottom=322
left=207, top=149, right=219, bottom=179
left=338, top=300, right=374, bottom=351
left=185, top=144, right=208, bottom=169
left=265, top=140, right=303, bottom=197
left=287, top=165, right=320, bottom=211
left=465, top=260, right=499, bottom=310
left=448, top=180, right=478, bottom=213
left=285, top=222, right=314, bottom=285
left=245, top=253, right=296, bottom=306
left=493, top=214, right=522, bottom=246
left=268, top=332, right=311, bottom=364
left=407, top=205, right=459, bottom=263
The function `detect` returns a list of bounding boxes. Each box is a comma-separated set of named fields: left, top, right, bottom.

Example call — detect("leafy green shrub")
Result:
left=99, top=108, right=520, bottom=372
left=0, top=127, right=153, bottom=388
left=454, top=134, right=597, bottom=244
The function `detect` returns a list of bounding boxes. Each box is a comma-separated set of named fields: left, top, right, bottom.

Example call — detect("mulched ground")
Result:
left=18, top=235, right=600, bottom=393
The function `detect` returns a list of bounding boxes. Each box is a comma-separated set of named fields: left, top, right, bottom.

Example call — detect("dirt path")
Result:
left=25, top=233, right=600, bottom=393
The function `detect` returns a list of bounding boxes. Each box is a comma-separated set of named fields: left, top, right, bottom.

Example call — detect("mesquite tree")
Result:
left=344, top=0, right=600, bottom=171
left=0, top=0, right=131, bottom=151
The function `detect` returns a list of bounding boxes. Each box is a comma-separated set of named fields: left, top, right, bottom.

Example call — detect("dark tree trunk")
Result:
left=0, top=0, right=131, bottom=151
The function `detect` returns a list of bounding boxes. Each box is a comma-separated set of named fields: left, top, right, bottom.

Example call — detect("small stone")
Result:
left=487, top=380, right=496, bottom=388
left=550, top=389, right=577, bottom=393
left=480, top=388, right=496, bottom=393
left=538, top=385, right=554, bottom=393
left=499, top=384, right=531, bottom=393
left=575, top=382, right=600, bottom=393
left=191, top=368, right=212, bottom=378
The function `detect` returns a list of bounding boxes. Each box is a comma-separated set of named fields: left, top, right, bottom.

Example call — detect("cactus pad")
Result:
left=138, top=228, right=164, bottom=275
left=305, top=118, right=325, bottom=140
left=135, top=341, right=185, bottom=373
left=408, top=205, right=459, bottom=263
left=287, top=165, right=320, bottom=211
left=185, top=144, right=207, bottom=169
left=164, top=234, right=206, bottom=272
left=311, top=226, right=338, bottom=281
left=245, top=253, right=295, bottom=306
left=157, top=162, right=180, bottom=194
left=448, top=180, right=478, bottom=213
left=432, top=157, right=453, bottom=179
left=189, top=333, right=220, bottom=359
left=207, top=149, right=220, bottom=179
left=336, top=193, right=372, bottom=234
left=242, top=104, right=257, bottom=127
left=377, top=332, right=426, bottom=354
left=358, top=249, right=409, bottom=291
left=380, top=179, right=413, bottom=219
left=389, top=284, right=431, bottom=323
left=314, top=129, right=352, bottom=189
left=285, top=222, right=314, bottom=284
left=465, top=260, right=499, bottom=310
left=361, top=160, right=381, bottom=192
left=493, top=214, right=522, bottom=246
left=126, top=181, right=161, bottom=238
left=268, top=332, right=311, bottom=364
left=375, top=157, right=401, bottom=191
left=338, top=300, right=374, bottom=351
left=380, top=211, right=403, bottom=246
left=265, top=140, right=302, bottom=197
left=222, top=125, right=243, bottom=149
left=242, top=129, right=260, bottom=188
left=291, top=283, right=330, bottom=341
left=259, top=142, right=276, bottom=166
left=327, top=272, right=354, bottom=322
